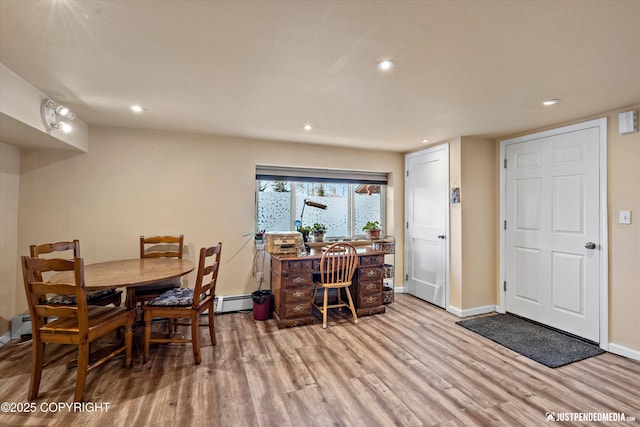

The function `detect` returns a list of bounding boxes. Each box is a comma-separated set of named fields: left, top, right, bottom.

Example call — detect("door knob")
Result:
left=438, top=235, right=446, bottom=239
left=585, top=242, right=596, bottom=250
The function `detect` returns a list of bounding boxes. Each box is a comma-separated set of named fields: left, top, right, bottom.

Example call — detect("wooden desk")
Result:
left=270, top=247, right=387, bottom=328
left=50, top=258, right=195, bottom=308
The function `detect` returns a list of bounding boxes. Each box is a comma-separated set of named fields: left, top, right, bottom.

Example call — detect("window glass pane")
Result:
left=256, top=180, right=291, bottom=232
left=257, top=178, right=384, bottom=239
left=295, top=182, right=349, bottom=238
left=355, top=184, right=382, bottom=236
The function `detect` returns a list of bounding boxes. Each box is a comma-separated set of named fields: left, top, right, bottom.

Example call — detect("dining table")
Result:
left=49, top=257, right=195, bottom=309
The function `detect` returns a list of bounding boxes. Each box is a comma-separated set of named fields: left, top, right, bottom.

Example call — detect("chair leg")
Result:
left=191, top=313, right=201, bottom=365
left=74, top=343, right=90, bottom=402
left=208, top=305, right=216, bottom=346
left=344, top=287, right=358, bottom=324
left=143, top=310, right=152, bottom=363
left=124, top=319, right=133, bottom=368
left=28, top=339, right=45, bottom=400
left=322, top=286, right=329, bottom=329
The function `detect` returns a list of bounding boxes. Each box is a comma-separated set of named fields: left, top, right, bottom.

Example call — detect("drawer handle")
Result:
left=366, top=283, right=377, bottom=290
left=293, top=277, right=305, bottom=284
left=292, top=291, right=305, bottom=298
left=293, top=305, right=305, bottom=312
left=366, top=296, right=377, bottom=303
left=367, top=270, right=377, bottom=277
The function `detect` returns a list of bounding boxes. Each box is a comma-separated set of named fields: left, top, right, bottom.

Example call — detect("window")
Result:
left=256, top=166, right=386, bottom=239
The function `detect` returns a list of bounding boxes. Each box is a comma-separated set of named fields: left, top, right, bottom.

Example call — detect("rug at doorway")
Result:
left=456, top=313, right=604, bottom=368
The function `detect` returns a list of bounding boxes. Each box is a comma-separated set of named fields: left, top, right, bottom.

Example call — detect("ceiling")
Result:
left=1, top=0, right=639, bottom=152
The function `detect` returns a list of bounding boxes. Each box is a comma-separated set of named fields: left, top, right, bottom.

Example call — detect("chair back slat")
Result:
left=29, top=240, right=80, bottom=281
left=193, top=243, right=222, bottom=308
left=22, top=256, right=89, bottom=322
left=140, top=235, right=184, bottom=259
left=319, top=243, right=358, bottom=285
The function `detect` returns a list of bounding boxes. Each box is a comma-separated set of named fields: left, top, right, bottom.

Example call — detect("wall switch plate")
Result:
left=619, top=210, right=631, bottom=225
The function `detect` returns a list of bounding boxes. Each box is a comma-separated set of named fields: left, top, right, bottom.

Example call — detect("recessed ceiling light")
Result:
left=421, top=138, right=430, bottom=144
left=303, top=124, right=313, bottom=131
left=130, top=105, right=145, bottom=113
left=376, top=59, right=395, bottom=71
left=542, top=99, right=559, bottom=106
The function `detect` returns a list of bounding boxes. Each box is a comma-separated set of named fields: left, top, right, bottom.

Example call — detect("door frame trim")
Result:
left=404, top=143, right=450, bottom=310
left=498, top=118, right=608, bottom=349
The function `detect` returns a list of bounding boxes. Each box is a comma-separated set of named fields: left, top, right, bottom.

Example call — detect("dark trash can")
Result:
left=251, top=289, right=273, bottom=321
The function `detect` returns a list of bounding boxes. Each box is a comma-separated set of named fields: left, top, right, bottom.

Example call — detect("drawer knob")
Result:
left=293, top=277, right=305, bottom=283
left=367, top=270, right=376, bottom=277
left=293, top=305, right=304, bottom=312
left=293, top=291, right=305, bottom=298
left=366, top=296, right=376, bottom=303
left=366, top=283, right=376, bottom=290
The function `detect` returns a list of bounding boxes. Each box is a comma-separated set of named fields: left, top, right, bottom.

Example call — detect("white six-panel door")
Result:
left=505, top=126, right=601, bottom=342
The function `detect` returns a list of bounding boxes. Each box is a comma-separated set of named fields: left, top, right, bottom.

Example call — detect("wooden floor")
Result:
left=1, top=294, right=639, bottom=426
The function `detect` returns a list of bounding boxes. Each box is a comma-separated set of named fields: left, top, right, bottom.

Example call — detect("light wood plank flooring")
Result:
left=1, top=294, right=638, bottom=426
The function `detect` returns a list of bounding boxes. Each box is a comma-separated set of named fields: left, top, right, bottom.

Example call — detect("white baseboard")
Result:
left=393, top=286, right=406, bottom=294
left=0, top=332, right=11, bottom=347
left=447, top=304, right=497, bottom=318
left=608, top=342, right=640, bottom=363
left=215, top=294, right=253, bottom=313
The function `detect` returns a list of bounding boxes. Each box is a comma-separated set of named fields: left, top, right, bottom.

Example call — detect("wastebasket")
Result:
left=251, top=289, right=273, bottom=321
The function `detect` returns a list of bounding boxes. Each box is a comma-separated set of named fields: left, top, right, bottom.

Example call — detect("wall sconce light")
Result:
left=41, top=99, right=76, bottom=133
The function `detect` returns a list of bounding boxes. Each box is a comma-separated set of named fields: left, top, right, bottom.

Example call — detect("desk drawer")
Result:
left=360, top=280, right=382, bottom=295
left=282, top=273, right=312, bottom=288
left=283, top=286, right=311, bottom=303
left=359, top=255, right=383, bottom=266
left=282, top=302, right=312, bottom=318
left=358, top=267, right=383, bottom=282
left=279, top=260, right=312, bottom=274
left=358, top=293, right=382, bottom=308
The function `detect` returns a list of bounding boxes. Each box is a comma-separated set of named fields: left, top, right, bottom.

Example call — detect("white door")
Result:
left=505, top=125, right=601, bottom=342
left=405, top=145, right=449, bottom=308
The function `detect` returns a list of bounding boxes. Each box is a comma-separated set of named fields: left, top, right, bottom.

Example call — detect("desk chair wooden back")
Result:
left=132, top=235, right=185, bottom=306
left=29, top=240, right=122, bottom=307
left=21, top=256, right=133, bottom=402
left=313, top=242, right=359, bottom=329
left=143, top=242, right=221, bottom=365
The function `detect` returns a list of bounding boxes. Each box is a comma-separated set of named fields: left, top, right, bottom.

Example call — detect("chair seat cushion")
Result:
left=46, top=289, right=118, bottom=305
left=147, top=287, right=200, bottom=306
left=134, top=278, right=181, bottom=295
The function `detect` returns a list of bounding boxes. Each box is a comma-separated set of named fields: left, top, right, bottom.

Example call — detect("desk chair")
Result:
left=30, top=240, right=122, bottom=307
left=143, top=242, right=221, bottom=365
left=312, top=242, right=359, bottom=329
left=21, top=256, right=133, bottom=402
left=129, top=235, right=185, bottom=307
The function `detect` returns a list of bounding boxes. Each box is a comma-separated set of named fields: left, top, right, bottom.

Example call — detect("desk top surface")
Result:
left=270, top=245, right=388, bottom=261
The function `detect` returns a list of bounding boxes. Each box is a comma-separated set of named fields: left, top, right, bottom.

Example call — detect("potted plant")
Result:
left=311, top=223, right=327, bottom=242
left=297, top=225, right=312, bottom=242
left=362, top=221, right=382, bottom=239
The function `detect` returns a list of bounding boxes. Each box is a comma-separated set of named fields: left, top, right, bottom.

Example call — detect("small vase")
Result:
left=365, top=229, right=381, bottom=240
left=312, top=232, right=325, bottom=242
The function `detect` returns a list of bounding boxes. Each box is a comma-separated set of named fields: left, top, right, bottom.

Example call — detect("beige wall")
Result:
left=0, top=142, right=20, bottom=334
left=460, top=137, right=497, bottom=310
left=12, top=126, right=404, bottom=320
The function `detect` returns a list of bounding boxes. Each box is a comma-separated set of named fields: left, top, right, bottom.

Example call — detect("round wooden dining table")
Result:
left=50, top=258, right=195, bottom=308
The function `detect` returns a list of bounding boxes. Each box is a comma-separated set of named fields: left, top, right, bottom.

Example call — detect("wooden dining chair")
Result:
left=312, top=242, right=359, bottom=329
left=21, top=256, right=134, bottom=402
left=143, top=242, right=221, bottom=365
left=30, top=240, right=122, bottom=307
left=129, top=235, right=185, bottom=307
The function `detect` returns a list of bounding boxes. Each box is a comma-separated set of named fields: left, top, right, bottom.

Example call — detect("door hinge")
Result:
left=504, top=220, right=507, bottom=230
left=406, top=170, right=409, bottom=177
left=503, top=281, right=507, bottom=291
left=405, top=274, right=409, bottom=282
left=504, top=158, right=507, bottom=168
left=406, top=221, right=409, bottom=229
